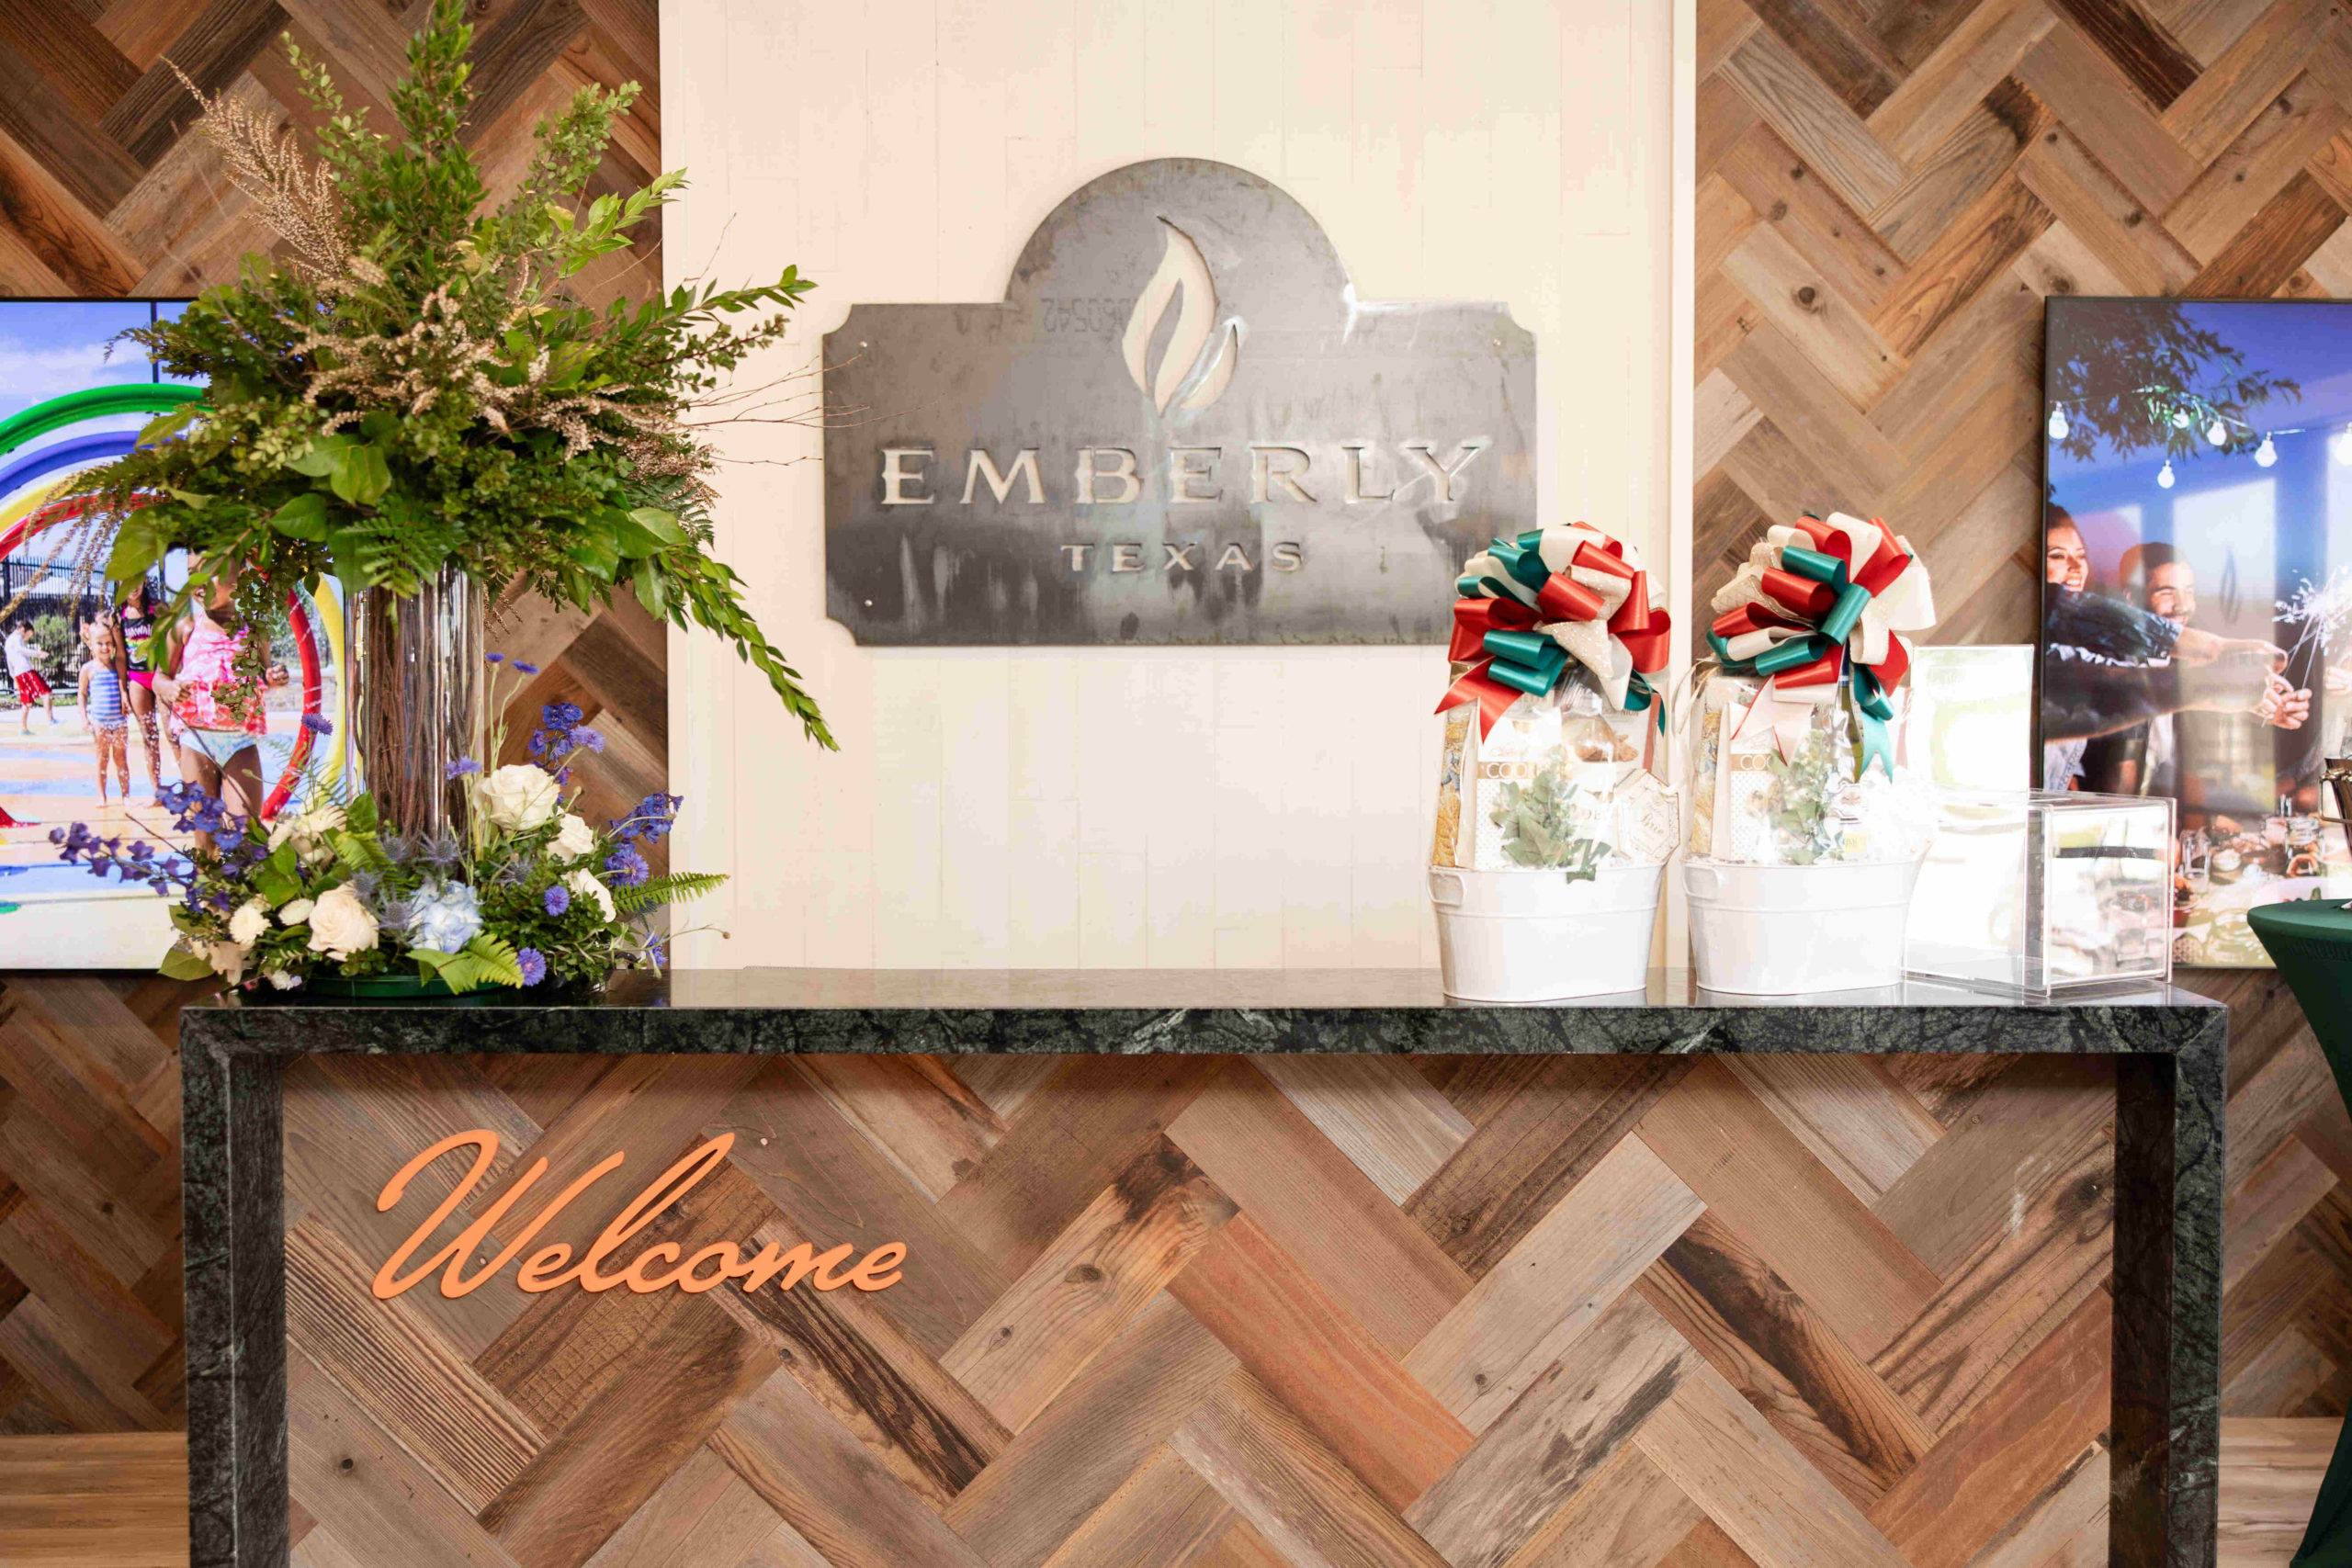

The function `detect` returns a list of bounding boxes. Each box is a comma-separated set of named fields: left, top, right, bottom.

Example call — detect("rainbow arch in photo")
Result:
left=0, top=380, right=351, bottom=817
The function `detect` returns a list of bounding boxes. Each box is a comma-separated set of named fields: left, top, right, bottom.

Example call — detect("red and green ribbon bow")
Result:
left=1705, top=512, right=1936, bottom=779
left=1437, top=525, right=1672, bottom=738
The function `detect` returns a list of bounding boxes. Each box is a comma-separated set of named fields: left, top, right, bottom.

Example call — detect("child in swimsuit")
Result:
left=116, top=579, right=169, bottom=802
left=154, top=565, right=288, bottom=840
left=77, top=623, right=130, bottom=806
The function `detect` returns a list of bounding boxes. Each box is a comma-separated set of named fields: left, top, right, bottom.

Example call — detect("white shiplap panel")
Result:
left=672, top=0, right=1676, bottom=971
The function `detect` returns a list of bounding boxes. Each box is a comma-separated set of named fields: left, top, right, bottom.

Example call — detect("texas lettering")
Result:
left=369, top=1129, right=906, bottom=1301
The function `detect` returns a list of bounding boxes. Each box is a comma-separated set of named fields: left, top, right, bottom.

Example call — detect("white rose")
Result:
left=228, top=898, right=269, bottom=945
left=206, top=942, right=251, bottom=986
left=563, top=868, right=616, bottom=922
left=548, top=812, right=596, bottom=863
left=279, top=897, right=314, bottom=926
left=306, top=884, right=380, bottom=961
left=480, top=763, right=561, bottom=832
left=266, top=970, right=301, bottom=990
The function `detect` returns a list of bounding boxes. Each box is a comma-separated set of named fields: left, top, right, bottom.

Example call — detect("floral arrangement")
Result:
left=44, top=0, right=834, bottom=746
left=50, top=655, right=720, bottom=993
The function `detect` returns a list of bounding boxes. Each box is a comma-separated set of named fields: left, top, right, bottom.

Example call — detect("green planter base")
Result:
left=254, top=973, right=607, bottom=1005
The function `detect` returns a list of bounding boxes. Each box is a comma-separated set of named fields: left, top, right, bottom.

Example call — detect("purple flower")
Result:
left=542, top=884, right=571, bottom=917
left=605, top=843, right=649, bottom=888
left=300, top=712, right=334, bottom=736
left=612, top=792, right=683, bottom=845
left=444, top=757, right=481, bottom=780
left=486, top=652, right=504, bottom=664
left=516, top=947, right=548, bottom=986
left=514, top=660, right=540, bottom=675
left=568, top=726, right=604, bottom=754
left=541, top=700, right=582, bottom=731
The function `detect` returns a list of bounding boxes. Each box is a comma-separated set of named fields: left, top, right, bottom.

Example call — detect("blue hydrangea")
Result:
left=404, top=880, right=482, bottom=954
left=516, top=947, right=548, bottom=987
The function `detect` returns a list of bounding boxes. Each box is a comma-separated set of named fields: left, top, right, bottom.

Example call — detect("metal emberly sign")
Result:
left=823, top=158, right=1536, bottom=645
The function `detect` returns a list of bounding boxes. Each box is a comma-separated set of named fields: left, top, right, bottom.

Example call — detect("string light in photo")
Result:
left=2044, top=386, right=2324, bottom=477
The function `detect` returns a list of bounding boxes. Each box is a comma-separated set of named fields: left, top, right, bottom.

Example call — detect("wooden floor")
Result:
left=0, top=1420, right=2336, bottom=1567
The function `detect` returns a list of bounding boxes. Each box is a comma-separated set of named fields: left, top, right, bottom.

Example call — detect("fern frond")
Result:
left=613, top=870, right=726, bottom=916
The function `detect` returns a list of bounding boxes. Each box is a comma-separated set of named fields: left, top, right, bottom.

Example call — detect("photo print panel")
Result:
left=2041, top=298, right=2352, bottom=968
left=0, top=299, right=351, bottom=967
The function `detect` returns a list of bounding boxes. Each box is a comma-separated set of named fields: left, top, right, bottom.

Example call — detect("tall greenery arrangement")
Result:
left=67, top=0, right=833, bottom=746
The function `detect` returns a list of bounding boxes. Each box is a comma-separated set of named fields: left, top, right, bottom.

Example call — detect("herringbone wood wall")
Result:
left=1695, top=0, right=2352, bottom=1427
left=286, top=1050, right=2128, bottom=1568
left=0, top=0, right=671, bottom=1432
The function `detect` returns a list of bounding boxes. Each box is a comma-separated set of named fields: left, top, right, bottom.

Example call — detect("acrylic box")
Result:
left=1905, top=790, right=2175, bottom=997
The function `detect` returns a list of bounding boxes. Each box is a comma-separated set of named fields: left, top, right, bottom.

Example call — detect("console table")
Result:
left=178, top=971, right=2226, bottom=1568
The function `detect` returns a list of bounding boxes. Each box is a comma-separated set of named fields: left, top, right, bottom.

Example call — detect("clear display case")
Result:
left=1905, top=790, right=2175, bottom=998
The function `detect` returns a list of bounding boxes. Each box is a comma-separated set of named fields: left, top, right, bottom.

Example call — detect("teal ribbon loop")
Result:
left=1781, top=546, right=1849, bottom=589
left=1752, top=633, right=1830, bottom=677
left=1820, top=581, right=1871, bottom=648
left=1624, top=671, right=1666, bottom=730
left=1488, top=536, right=1553, bottom=592
left=1487, top=643, right=1568, bottom=696
left=1481, top=628, right=1556, bottom=669
left=1850, top=665, right=1896, bottom=779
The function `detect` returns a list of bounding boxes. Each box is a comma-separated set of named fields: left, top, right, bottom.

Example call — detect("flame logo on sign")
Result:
left=1122, top=219, right=1241, bottom=414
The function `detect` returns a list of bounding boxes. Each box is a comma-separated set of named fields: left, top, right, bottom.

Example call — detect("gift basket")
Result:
left=1430, top=525, right=1677, bottom=1000
left=1680, top=513, right=1939, bottom=994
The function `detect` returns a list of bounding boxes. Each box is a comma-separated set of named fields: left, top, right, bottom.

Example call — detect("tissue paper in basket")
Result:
left=1433, top=524, right=1678, bottom=873
left=1684, top=671, right=1931, bottom=864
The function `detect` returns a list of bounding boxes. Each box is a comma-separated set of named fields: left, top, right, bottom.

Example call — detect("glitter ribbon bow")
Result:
left=1437, top=525, right=1673, bottom=738
left=1705, top=512, right=1936, bottom=778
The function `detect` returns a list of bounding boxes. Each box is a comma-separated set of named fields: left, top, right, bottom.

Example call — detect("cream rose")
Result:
left=548, top=812, right=596, bottom=863
left=306, top=884, right=380, bottom=961
left=227, top=898, right=269, bottom=946
left=205, top=942, right=251, bottom=986
left=562, top=868, right=616, bottom=922
left=268, top=803, right=345, bottom=865
left=480, top=763, right=561, bottom=832
left=279, top=897, right=315, bottom=926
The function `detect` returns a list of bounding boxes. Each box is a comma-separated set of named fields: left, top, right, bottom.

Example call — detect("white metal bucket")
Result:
left=1430, top=861, right=1665, bottom=1002
left=1683, top=857, right=1924, bottom=995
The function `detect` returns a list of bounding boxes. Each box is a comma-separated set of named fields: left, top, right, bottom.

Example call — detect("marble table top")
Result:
left=180, top=966, right=2223, bottom=1059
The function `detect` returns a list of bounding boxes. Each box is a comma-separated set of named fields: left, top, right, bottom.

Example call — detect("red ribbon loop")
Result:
left=1760, top=567, right=1838, bottom=621
left=1448, top=597, right=1537, bottom=663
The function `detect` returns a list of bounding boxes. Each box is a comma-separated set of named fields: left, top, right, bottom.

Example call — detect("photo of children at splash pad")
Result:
left=0, top=300, right=351, bottom=966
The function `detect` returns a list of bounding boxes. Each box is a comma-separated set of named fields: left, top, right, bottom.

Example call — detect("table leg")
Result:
left=182, top=1044, right=287, bottom=1568
left=2111, top=1036, right=2227, bottom=1564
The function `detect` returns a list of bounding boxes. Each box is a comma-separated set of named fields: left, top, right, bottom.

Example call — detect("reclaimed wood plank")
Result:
left=2164, top=73, right=2346, bottom=263
left=1251, top=1055, right=1475, bottom=1205
left=1866, top=1287, right=2110, bottom=1568
left=1869, top=1130, right=2113, bottom=1432
left=2224, top=1137, right=2338, bottom=1294
left=1634, top=1211, right=1934, bottom=1510
left=2046, top=0, right=2201, bottom=109
left=284, top=1219, right=541, bottom=1513
left=944, top=1140, right=1235, bottom=1433
left=1742, top=0, right=1905, bottom=117
left=1720, top=220, right=1907, bottom=407
left=705, top=1213, right=1009, bottom=1510
left=1868, top=0, right=2058, bottom=164
left=580, top=1446, right=784, bottom=1568
left=1721, top=26, right=1907, bottom=213
left=1634, top=1361, right=1910, bottom=1568
left=1406, top=1292, right=1692, bottom=1568
left=713, top=1363, right=995, bottom=1568
left=718, top=1060, right=1011, bottom=1357
left=2188, top=171, right=2348, bottom=296
left=942, top=1293, right=1238, bottom=1568
left=1170, top=1371, right=1452, bottom=1568
left=1868, top=78, right=2052, bottom=263
left=1869, top=175, right=2053, bottom=357
left=1637, top=1059, right=1940, bottom=1360
left=2016, top=19, right=2202, bottom=210
left=1035, top=1444, right=1235, bottom=1568
left=796, top=1055, right=1007, bottom=1201
left=1168, top=1212, right=1473, bottom=1514
left=1719, top=322, right=1907, bottom=496
left=1167, top=1064, right=1471, bottom=1359
left=1721, top=1057, right=1943, bottom=1206
left=2161, top=0, right=2340, bottom=162
left=1497, top=1441, right=1704, bottom=1568
left=1406, top=1134, right=1703, bottom=1433
left=935, top=1055, right=1226, bottom=1280
left=1407, top=1056, right=1695, bottom=1279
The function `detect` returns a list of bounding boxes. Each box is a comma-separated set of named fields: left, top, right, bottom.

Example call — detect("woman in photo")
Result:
left=116, top=576, right=172, bottom=804
left=5, top=619, right=56, bottom=734
left=76, top=620, right=131, bottom=806
left=153, top=562, right=288, bottom=840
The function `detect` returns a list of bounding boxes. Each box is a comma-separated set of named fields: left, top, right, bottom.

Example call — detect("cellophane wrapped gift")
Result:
left=1683, top=671, right=1936, bottom=865
left=1433, top=669, right=1679, bottom=873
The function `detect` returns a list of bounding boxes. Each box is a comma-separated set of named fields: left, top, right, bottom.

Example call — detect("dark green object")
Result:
left=279, top=973, right=516, bottom=1004
left=2248, top=897, right=2352, bottom=1567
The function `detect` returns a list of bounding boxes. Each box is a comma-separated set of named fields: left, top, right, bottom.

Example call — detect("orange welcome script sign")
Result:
left=369, top=1129, right=907, bottom=1302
